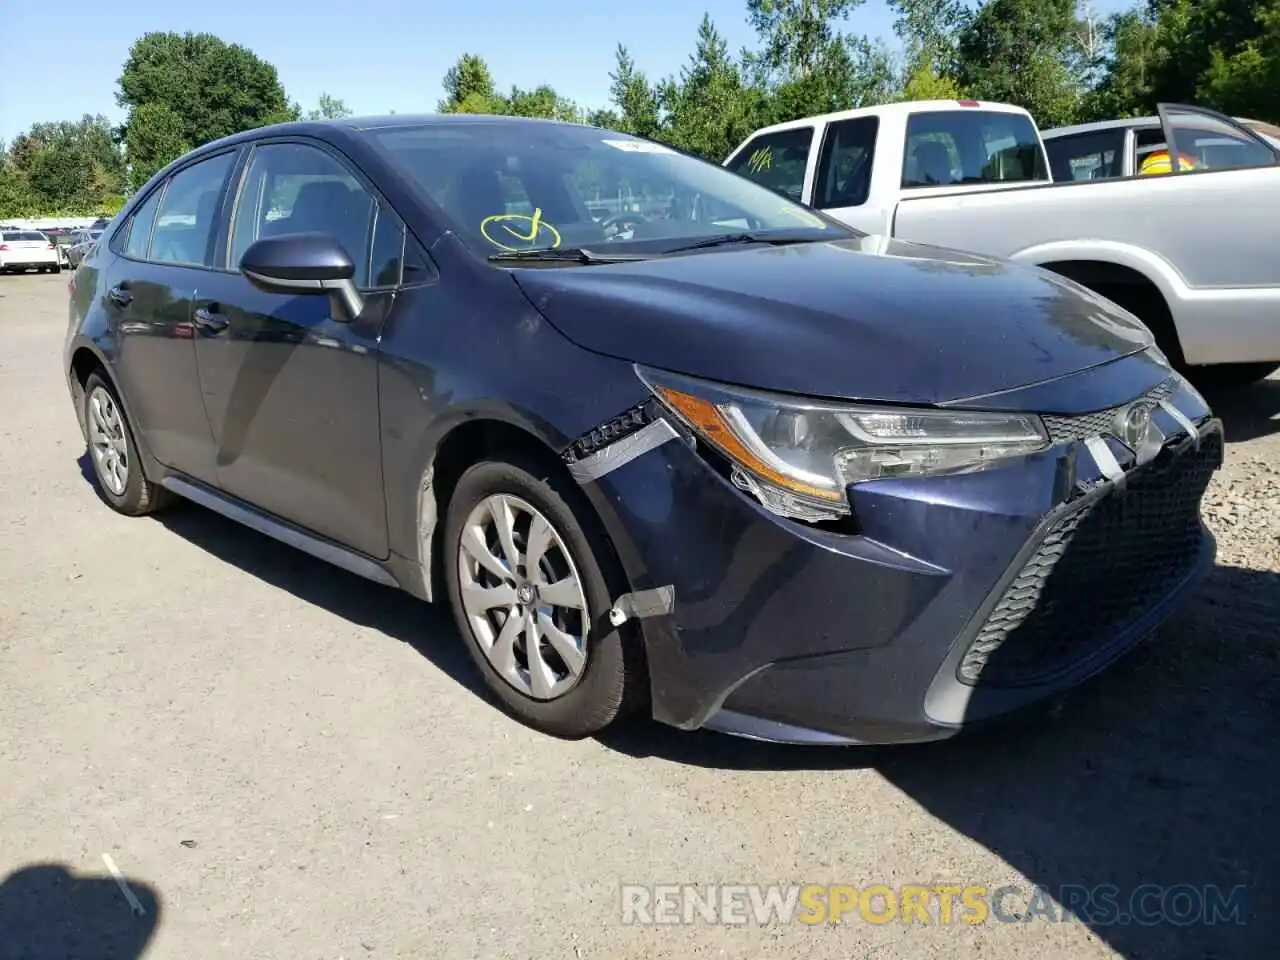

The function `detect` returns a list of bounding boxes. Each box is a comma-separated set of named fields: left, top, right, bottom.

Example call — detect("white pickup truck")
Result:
left=724, top=99, right=1280, bottom=386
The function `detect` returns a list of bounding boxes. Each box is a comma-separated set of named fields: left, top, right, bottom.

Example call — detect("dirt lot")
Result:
left=1, top=271, right=1276, bottom=959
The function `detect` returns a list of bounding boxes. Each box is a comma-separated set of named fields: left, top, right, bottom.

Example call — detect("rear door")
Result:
left=190, top=138, right=393, bottom=558
left=104, top=148, right=240, bottom=484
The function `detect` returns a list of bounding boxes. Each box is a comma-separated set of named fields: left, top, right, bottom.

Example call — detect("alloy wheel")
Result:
left=457, top=493, right=589, bottom=700
left=87, top=385, right=129, bottom=496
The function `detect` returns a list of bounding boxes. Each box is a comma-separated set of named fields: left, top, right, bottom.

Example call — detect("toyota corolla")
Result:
left=64, top=115, right=1222, bottom=745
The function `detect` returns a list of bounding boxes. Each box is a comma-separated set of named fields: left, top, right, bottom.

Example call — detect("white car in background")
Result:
left=0, top=228, right=62, bottom=274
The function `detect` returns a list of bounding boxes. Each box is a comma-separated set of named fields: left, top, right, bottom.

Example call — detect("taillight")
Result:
left=47, top=242, right=55, bottom=250
left=957, top=99, right=980, bottom=107
left=0, top=243, right=8, bottom=251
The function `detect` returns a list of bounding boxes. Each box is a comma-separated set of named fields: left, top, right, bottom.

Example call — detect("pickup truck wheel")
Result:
left=443, top=454, right=646, bottom=739
left=1186, top=362, right=1280, bottom=391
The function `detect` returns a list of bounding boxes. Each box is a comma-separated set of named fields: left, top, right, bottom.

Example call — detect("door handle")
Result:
left=193, top=306, right=229, bottom=334
left=107, top=284, right=133, bottom=307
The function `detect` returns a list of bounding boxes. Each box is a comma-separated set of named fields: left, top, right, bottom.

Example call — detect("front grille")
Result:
left=1042, top=379, right=1176, bottom=445
left=958, top=430, right=1222, bottom=687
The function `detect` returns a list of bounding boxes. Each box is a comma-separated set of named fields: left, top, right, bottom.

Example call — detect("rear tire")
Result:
left=443, top=453, right=646, bottom=738
left=82, top=371, right=171, bottom=516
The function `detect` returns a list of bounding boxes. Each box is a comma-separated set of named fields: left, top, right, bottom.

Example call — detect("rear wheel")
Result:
left=443, top=454, right=645, bottom=738
left=82, top=371, right=170, bottom=516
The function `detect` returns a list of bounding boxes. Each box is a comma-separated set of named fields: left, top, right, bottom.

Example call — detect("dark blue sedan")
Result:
left=63, top=114, right=1222, bottom=745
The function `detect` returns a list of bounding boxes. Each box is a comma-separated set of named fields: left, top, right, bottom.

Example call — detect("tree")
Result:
left=2, top=116, right=127, bottom=210
left=1080, top=8, right=1163, bottom=120
left=956, top=0, right=1085, bottom=128
left=608, top=46, right=664, bottom=139
left=663, top=15, right=762, bottom=159
left=307, top=93, right=353, bottom=120
left=746, top=0, right=865, bottom=77
left=123, top=102, right=190, bottom=188
left=117, top=31, right=297, bottom=158
left=439, top=54, right=499, bottom=113
left=1198, top=2, right=1280, bottom=119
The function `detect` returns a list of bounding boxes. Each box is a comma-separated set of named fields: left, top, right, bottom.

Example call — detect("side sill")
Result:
left=160, top=476, right=399, bottom=589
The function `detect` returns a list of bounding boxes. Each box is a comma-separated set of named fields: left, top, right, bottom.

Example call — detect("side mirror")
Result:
left=239, top=232, right=364, bottom=320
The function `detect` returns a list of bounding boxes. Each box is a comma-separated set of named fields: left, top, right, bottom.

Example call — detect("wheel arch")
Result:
left=1033, top=255, right=1186, bottom=366
left=67, top=341, right=164, bottom=476
left=412, top=413, right=615, bottom=605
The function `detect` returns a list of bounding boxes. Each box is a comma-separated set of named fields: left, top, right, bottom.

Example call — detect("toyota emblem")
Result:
left=1118, top=402, right=1154, bottom=448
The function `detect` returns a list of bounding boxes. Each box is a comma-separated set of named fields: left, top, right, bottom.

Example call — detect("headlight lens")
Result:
left=638, top=366, right=1049, bottom=522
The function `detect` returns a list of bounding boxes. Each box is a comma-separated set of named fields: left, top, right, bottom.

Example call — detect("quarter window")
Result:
left=123, top=187, right=164, bottom=260
left=725, top=127, right=814, bottom=202
left=228, top=142, right=375, bottom=286
left=151, top=151, right=236, bottom=266
left=1044, top=130, right=1126, bottom=181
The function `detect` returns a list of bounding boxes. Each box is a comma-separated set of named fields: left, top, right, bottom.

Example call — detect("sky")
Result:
left=1, top=0, right=1133, bottom=142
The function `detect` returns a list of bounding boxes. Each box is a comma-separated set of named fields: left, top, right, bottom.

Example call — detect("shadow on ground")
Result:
left=606, top=563, right=1280, bottom=959
left=0, top=863, right=160, bottom=959
left=1200, top=375, right=1280, bottom=443
left=82, top=456, right=1277, bottom=959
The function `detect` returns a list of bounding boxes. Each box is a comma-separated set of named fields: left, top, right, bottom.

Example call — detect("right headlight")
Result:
left=638, top=366, right=1049, bottom=523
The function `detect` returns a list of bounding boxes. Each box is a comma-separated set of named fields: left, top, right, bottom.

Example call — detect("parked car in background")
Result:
left=63, top=228, right=104, bottom=268
left=727, top=100, right=1280, bottom=387
left=1042, top=113, right=1280, bottom=179
left=65, top=114, right=1221, bottom=747
left=0, top=228, right=61, bottom=274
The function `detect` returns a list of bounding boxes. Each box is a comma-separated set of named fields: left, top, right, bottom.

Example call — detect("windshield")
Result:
left=902, top=110, right=1048, bottom=188
left=368, top=121, right=850, bottom=257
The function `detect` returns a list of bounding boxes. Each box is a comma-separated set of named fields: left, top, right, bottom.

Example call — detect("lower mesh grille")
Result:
left=958, top=430, right=1222, bottom=687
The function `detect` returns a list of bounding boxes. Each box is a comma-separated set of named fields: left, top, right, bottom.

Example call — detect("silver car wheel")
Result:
left=87, top=385, right=129, bottom=496
left=457, top=493, right=589, bottom=701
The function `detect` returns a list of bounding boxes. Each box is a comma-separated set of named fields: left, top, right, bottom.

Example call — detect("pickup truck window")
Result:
left=1165, top=108, right=1279, bottom=172
left=1045, top=129, right=1126, bottom=181
left=902, top=110, right=1047, bottom=188
left=724, top=127, right=814, bottom=202
left=812, top=117, right=878, bottom=209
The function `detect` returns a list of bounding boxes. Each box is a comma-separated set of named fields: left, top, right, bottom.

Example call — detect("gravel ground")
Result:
left=1, top=271, right=1276, bottom=960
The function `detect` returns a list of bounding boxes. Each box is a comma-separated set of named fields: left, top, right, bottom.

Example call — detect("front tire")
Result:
left=443, top=454, right=645, bottom=738
left=82, top=371, right=170, bottom=516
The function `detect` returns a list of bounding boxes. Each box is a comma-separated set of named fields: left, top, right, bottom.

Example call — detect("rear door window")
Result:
left=902, top=110, right=1048, bottom=188
left=123, top=188, right=164, bottom=260
left=1044, top=129, right=1127, bottom=181
left=725, top=127, right=814, bottom=202
left=812, top=117, right=878, bottom=209
left=150, top=151, right=237, bottom=267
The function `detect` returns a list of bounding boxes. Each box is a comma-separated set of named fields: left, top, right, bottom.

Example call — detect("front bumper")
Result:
left=574, top=370, right=1221, bottom=746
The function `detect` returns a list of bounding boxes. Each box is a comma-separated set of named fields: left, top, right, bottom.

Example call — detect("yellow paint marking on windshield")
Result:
left=480, top=207, right=563, bottom=252
left=747, top=147, right=773, bottom=173
left=776, top=206, right=827, bottom=230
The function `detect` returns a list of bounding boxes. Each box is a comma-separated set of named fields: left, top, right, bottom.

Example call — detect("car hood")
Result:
left=511, top=234, right=1154, bottom=405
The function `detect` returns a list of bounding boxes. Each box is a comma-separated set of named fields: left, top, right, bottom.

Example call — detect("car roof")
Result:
left=742, top=100, right=1035, bottom=139
left=1042, top=113, right=1275, bottom=140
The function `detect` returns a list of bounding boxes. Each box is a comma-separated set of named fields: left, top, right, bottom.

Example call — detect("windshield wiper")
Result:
left=488, top=247, right=649, bottom=265
left=660, top=233, right=821, bottom=254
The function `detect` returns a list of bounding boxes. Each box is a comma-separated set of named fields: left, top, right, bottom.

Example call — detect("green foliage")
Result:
left=117, top=31, right=296, bottom=184
left=956, top=0, right=1084, bottom=128
left=13, top=3, right=1280, bottom=217
left=0, top=115, right=126, bottom=217
left=307, top=93, right=353, bottom=120
left=123, top=102, right=190, bottom=188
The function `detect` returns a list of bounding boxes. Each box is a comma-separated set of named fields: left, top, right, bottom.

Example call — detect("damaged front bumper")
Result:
left=564, top=368, right=1222, bottom=746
